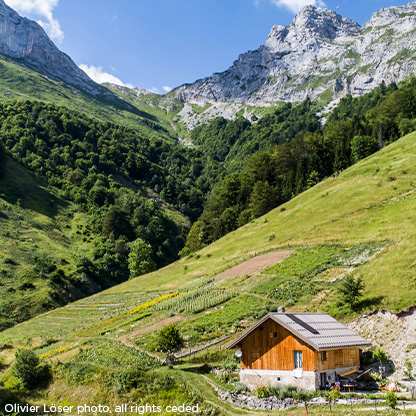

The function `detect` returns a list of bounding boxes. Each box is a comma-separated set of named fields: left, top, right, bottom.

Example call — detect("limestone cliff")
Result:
left=174, top=2, right=416, bottom=105
left=0, top=0, right=105, bottom=95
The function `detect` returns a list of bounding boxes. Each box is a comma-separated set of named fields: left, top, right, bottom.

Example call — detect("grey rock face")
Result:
left=0, top=0, right=104, bottom=95
left=174, top=2, right=416, bottom=105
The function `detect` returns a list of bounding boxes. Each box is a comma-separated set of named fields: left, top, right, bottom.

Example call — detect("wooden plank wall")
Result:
left=240, top=319, right=316, bottom=371
left=315, top=348, right=360, bottom=371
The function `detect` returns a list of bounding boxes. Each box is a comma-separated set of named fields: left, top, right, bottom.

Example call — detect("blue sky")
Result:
left=4, top=0, right=409, bottom=93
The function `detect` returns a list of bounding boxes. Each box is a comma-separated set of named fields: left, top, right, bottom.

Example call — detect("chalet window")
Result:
left=321, top=351, right=327, bottom=361
left=294, top=350, right=303, bottom=369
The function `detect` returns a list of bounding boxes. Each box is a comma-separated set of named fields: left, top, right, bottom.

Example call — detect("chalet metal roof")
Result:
left=227, top=312, right=371, bottom=351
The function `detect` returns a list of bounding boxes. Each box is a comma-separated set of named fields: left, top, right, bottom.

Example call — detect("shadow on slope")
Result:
left=0, top=156, right=68, bottom=218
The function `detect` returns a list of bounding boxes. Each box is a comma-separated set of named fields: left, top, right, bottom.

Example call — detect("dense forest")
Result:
left=191, top=99, right=321, bottom=169
left=0, top=101, right=223, bottom=288
left=186, top=79, right=416, bottom=249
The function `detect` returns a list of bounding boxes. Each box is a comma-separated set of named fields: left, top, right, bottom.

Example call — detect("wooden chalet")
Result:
left=228, top=311, right=371, bottom=391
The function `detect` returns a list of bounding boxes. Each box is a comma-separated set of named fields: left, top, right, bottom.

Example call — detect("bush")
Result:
left=157, top=324, right=184, bottom=355
left=233, top=382, right=247, bottom=394
left=13, top=349, right=51, bottom=389
left=109, top=368, right=145, bottom=392
left=370, top=371, right=386, bottom=383
left=338, top=274, right=364, bottom=309
left=373, top=347, right=389, bottom=363
left=254, top=386, right=270, bottom=398
left=404, top=360, right=413, bottom=379
left=157, top=323, right=184, bottom=365
left=218, top=355, right=239, bottom=371
left=386, top=391, right=397, bottom=409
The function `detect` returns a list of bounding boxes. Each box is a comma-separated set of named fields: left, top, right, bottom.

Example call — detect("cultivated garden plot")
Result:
left=214, top=250, right=294, bottom=280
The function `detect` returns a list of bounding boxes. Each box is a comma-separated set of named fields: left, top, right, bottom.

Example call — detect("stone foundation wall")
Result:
left=240, top=366, right=359, bottom=391
left=240, top=369, right=318, bottom=391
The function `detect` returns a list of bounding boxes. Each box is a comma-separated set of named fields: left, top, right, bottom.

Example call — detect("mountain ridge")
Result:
left=172, top=2, right=416, bottom=107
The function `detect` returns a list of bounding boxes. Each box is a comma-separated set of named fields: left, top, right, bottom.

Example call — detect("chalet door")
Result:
left=320, top=372, right=327, bottom=389
left=335, top=350, right=343, bottom=367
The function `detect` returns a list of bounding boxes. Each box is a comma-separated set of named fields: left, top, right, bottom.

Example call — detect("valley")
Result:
left=1, top=0, right=416, bottom=414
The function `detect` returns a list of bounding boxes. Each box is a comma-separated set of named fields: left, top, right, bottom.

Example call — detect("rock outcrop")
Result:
left=174, top=2, right=416, bottom=105
left=348, top=306, right=416, bottom=380
left=0, top=0, right=105, bottom=95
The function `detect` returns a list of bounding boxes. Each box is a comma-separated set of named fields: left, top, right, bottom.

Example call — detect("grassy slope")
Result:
left=2, top=130, right=416, bottom=342
left=111, top=131, right=416, bottom=311
left=0, top=55, right=175, bottom=140
left=0, top=154, right=189, bottom=329
left=0, top=156, right=104, bottom=326
left=2, top=132, right=416, bottom=415
left=104, top=85, right=185, bottom=138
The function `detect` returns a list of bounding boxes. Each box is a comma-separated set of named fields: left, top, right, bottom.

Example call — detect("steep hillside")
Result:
left=0, top=100, right=227, bottom=330
left=0, top=53, right=177, bottom=139
left=0, top=155, right=104, bottom=330
left=1, top=131, right=416, bottom=414
left=188, top=79, right=416, bottom=246
left=0, top=0, right=180, bottom=139
left=108, top=130, right=416, bottom=313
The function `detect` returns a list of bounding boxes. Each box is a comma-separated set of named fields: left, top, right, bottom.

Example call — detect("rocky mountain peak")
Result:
left=291, top=5, right=360, bottom=40
left=174, top=0, right=416, bottom=118
left=0, top=0, right=106, bottom=95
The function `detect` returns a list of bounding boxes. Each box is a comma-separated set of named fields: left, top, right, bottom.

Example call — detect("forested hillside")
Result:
left=0, top=100, right=224, bottom=329
left=2, top=77, right=416, bottom=328
left=188, top=79, right=416, bottom=247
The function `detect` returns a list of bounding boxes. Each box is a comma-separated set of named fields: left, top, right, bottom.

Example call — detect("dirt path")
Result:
left=214, top=250, right=294, bottom=280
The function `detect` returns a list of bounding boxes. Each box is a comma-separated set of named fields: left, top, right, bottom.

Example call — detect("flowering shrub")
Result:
left=128, top=292, right=178, bottom=313
left=39, top=344, right=75, bottom=359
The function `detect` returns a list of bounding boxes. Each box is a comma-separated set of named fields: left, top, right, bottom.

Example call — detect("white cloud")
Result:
left=270, top=0, right=325, bottom=13
left=162, top=86, right=172, bottom=93
left=79, top=64, right=133, bottom=88
left=4, top=0, right=64, bottom=43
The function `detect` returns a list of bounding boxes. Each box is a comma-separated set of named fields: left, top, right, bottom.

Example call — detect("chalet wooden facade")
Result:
left=228, top=312, right=371, bottom=391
